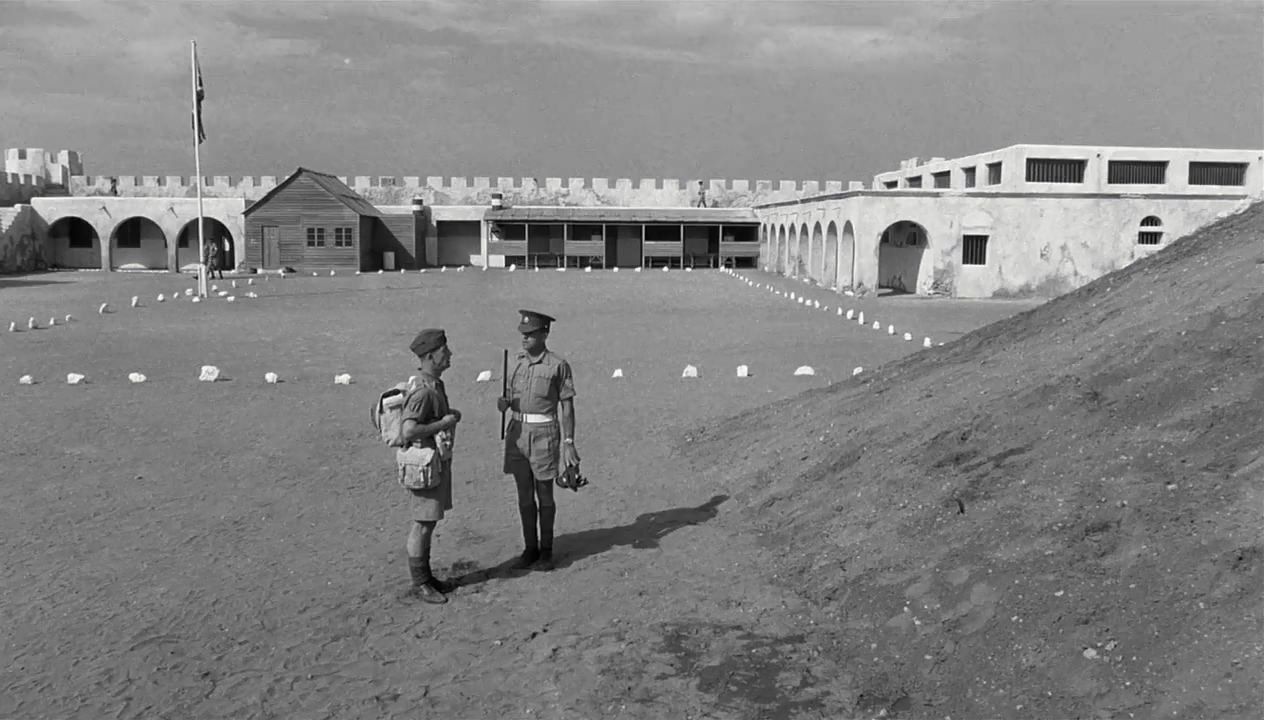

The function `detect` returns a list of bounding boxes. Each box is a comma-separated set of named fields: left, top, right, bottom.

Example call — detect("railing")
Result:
left=488, top=240, right=527, bottom=255
left=643, top=240, right=682, bottom=257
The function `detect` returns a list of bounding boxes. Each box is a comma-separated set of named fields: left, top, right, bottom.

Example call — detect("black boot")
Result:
left=407, top=554, right=447, bottom=604
left=534, top=505, right=556, bottom=571
left=512, top=503, right=540, bottom=569
left=423, top=549, right=457, bottom=594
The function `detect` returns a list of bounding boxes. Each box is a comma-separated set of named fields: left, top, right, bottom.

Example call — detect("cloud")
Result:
left=354, top=0, right=985, bottom=69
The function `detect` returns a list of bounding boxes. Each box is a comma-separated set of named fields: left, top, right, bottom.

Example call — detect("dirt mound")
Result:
left=683, top=202, right=1264, bottom=719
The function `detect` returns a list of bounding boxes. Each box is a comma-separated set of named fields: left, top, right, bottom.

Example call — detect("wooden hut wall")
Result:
left=245, top=175, right=364, bottom=272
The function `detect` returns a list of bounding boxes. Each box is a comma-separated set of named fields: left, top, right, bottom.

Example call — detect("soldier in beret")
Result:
left=398, top=328, right=463, bottom=604
left=497, top=310, right=581, bottom=571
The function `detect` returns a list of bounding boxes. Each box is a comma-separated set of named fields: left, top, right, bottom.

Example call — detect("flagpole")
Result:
left=191, top=40, right=207, bottom=298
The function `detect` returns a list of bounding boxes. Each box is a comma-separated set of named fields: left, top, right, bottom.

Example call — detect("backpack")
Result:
left=371, top=378, right=418, bottom=448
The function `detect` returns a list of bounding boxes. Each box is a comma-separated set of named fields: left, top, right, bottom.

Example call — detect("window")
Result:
left=334, top=227, right=354, bottom=248
left=963, top=167, right=976, bottom=188
left=1026, top=158, right=1087, bottom=183
left=1108, top=160, right=1168, bottom=185
left=962, top=235, right=988, bottom=265
left=906, top=176, right=923, bottom=188
left=932, top=171, right=951, bottom=189
left=306, top=227, right=326, bottom=247
left=1188, top=162, right=1247, bottom=186
left=378, top=177, right=397, bottom=187
left=883, top=180, right=898, bottom=189
left=1138, top=216, right=1163, bottom=245
left=115, top=218, right=142, bottom=249
left=986, top=162, right=1003, bottom=186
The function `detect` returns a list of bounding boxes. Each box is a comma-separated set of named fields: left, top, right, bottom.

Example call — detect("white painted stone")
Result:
left=191, top=297, right=201, bottom=303
left=872, top=321, right=880, bottom=330
left=557, top=267, right=566, bottom=272
left=794, top=366, right=815, bottom=376
left=199, top=365, right=220, bottom=382
left=634, top=267, right=642, bottom=273
left=401, top=268, right=406, bottom=273
left=130, top=296, right=139, bottom=308
left=264, top=372, right=279, bottom=384
left=611, top=368, right=624, bottom=378
left=419, top=269, right=426, bottom=273
left=64, top=314, right=72, bottom=323
left=813, top=300, right=820, bottom=308
left=248, top=278, right=254, bottom=285
left=357, top=271, right=362, bottom=275
left=853, top=366, right=863, bottom=376
left=613, top=267, right=619, bottom=272
left=48, top=317, right=55, bottom=327
left=19, top=374, right=33, bottom=385
left=217, top=291, right=229, bottom=297
left=857, top=311, right=865, bottom=324
left=211, top=285, right=218, bottom=292
left=7, top=322, right=14, bottom=332
left=681, top=364, right=698, bottom=378
left=534, top=267, right=539, bottom=272
left=790, top=292, right=796, bottom=300
left=441, top=267, right=447, bottom=272
left=844, top=290, right=855, bottom=297
left=312, top=272, right=318, bottom=277
left=66, top=373, right=85, bottom=385
left=888, top=324, right=896, bottom=335
left=475, top=370, right=492, bottom=382
left=378, top=269, right=383, bottom=275
left=509, top=264, right=517, bottom=271
left=924, top=337, right=933, bottom=348
left=904, top=332, right=913, bottom=341
left=185, top=288, right=194, bottom=296
left=798, top=297, right=805, bottom=304
left=231, top=280, right=238, bottom=288
left=662, top=266, right=669, bottom=272
left=27, top=317, right=36, bottom=329
left=226, top=296, right=235, bottom=302
left=334, top=373, right=353, bottom=385
left=736, top=364, right=750, bottom=378
left=685, top=267, right=692, bottom=273
left=128, top=372, right=146, bottom=383
left=837, top=308, right=844, bottom=316
left=585, top=266, right=592, bottom=273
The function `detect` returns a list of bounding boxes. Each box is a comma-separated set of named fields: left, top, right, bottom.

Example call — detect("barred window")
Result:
left=962, top=235, right=988, bottom=265
left=306, top=227, right=326, bottom=247
left=963, top=167, right=976, bottom=188
left=1138, top=216, right=1163, bottom=245
left=986, top=162, right=1003, bottom=185
left=334, top=227, right=354, bottom=248
left=932, top=171, right=951, bottom=189
left=1108, top=160, right=1167, bottom=185
left=1026, top=158, right=1087, bottom=183
left=1188, top=162, right=1247, bottom=186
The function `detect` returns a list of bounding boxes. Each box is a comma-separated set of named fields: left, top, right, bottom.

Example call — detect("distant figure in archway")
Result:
left=203, top=237, right=224, bottom=280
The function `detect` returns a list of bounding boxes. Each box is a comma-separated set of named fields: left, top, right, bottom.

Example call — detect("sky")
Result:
left=1, top=0, right=1261, bottom=183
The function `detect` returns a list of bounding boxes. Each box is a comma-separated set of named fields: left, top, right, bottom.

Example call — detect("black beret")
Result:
left=517, top=309, right=556, bottom=334
left=409, top=328, right=447, bottom=357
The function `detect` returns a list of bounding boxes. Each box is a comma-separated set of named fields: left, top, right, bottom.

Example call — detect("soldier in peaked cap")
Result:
left=497, top=309, right=581, bottom=572
left=398, top=328, right=463, bottom=604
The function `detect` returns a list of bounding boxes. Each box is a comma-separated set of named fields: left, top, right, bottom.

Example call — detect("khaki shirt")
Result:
left=402, top=372, right=452, bottom=452
left=508, top=350, right=575, bottom=415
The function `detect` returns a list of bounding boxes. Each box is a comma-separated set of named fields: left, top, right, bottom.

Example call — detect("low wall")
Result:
left=66, top=175, right=850, bottom=208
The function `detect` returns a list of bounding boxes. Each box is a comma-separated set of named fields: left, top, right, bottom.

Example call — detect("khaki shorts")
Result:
left=407, top=458, right=452, bottom=521
left=503, top=419, right=561, bottom=481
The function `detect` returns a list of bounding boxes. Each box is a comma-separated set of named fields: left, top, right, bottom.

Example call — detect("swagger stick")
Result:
left=499, top=348, right=509, bottom=440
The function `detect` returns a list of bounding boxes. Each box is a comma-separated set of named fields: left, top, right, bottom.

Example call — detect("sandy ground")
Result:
left=1, top=267, right=1041, bottom=719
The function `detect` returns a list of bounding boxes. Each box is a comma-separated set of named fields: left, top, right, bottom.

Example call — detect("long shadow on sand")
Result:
left=451, top=494, right=729, bottom=588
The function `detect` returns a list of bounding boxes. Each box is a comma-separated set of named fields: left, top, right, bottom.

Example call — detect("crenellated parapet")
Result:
left=0, top=171, right=47, bottom=207
left=64, top=175, right=849, bottom=207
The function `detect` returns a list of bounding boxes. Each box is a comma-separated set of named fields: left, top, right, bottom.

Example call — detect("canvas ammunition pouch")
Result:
left=397, top=445, right=443, bottom=491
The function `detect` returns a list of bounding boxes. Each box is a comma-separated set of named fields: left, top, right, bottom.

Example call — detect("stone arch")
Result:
left=877, top=220, right=929, bottom=294
left=839, top=220, right=856, bottom=289
left=109, top=216, right=168, bottom=270
left=810, top=221, right=824, bottom=283
left=176, top=218, right=236, bottom=271
left=788, top=224, right=799, bottom=277
left=47, top=216, right=101, bottom=269
left=777, top=224, right=788, bottom=274
left=823, top=221, right=839, bottom=289
left=797, top=223, right=810, bottom=278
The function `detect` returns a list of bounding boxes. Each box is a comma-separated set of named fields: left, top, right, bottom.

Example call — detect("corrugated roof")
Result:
left=484, top=206, right=759, bottom=224
left=244, top=167, right=382, bottom=217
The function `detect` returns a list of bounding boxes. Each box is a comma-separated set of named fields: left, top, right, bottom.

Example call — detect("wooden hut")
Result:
left=243, top=167, right=400, bottom=272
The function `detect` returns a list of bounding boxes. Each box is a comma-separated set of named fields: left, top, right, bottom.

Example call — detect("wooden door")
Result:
left=262, top=226, right=280, bottom=269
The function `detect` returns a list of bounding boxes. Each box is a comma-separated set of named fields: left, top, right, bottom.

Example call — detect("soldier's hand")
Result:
left=563, top=443, right=581, bottom=468
left=449, top=409, right=462, bottom=422
left=441, top=413, right=460, bottom=429
left=496, top=396, right=512, bottom=413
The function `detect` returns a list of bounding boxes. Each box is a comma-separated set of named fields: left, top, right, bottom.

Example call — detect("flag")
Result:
left=193, top=47, right=206, bottom=145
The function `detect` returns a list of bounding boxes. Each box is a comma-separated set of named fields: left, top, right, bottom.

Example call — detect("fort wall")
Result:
left=64, top=175, right=848, bottom=207
left=0, top=204, right=42, bottom=272
left=0, top=172, right=46, bottom=207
